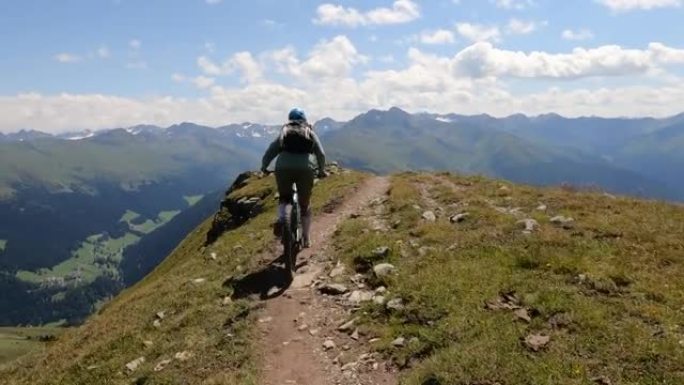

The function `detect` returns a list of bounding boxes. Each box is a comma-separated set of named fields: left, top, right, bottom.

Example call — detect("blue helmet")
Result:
left=288, top=108, right=307, bottom=122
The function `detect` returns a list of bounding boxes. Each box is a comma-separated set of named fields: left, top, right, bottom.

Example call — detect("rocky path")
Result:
left=257, top=176, right=396, bottom=385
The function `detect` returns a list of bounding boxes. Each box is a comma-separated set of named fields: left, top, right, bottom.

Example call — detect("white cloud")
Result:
left=507, top=19, right=539, bottom=34
left=196, top=52, right=264, bottom=82
left=171, top=73, right=215, bottom=89
left=204, top=42, right=216, bottom=53
left=597, top=0, right=682, bottom=11
left=97, top=46, right=110, bottom=59
left=451, top=42, right=684, bottom=79
left=54, top=53, right=82, bottom=63
left=494, top=0, right=535, bottom=9
left=8, top=40, right=684, bottom=133
left=269, top=36, right=367, bottom=81
left=229, top=52, right=263, bottom=83
left=197, top=56, right=222, bottom=76
left=126, top=61, right=147, bottom=70
left=314, top=4, right=365, bottom=27
left=420, top=29, right=456, bottom=44
left=6, top=80, right=684, bottom=134
left=262, top=19, right=279, bottom=27
left=129, top=39, right=141, bottom=49
left=456, top=23, right=501, bottom=43
left=562, top=29, right=595, bottom=41
left=314, top=0, right=420, bottom=27
left=193, top=76, right=215, bottom=89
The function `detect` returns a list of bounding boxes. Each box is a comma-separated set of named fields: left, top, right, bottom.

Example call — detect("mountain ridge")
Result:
left=1, top=107, right=683, bottom=326
left=3, top=107, right=684, bottom=138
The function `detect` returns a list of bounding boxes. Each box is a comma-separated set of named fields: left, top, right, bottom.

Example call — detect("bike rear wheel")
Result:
left=283, top=205, right=300, bottom=275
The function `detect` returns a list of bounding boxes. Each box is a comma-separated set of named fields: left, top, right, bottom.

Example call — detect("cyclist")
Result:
left=261, top=108, right=327, bottom=248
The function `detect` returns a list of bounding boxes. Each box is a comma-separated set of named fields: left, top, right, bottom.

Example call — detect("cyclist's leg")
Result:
left=295, top=168, right=315, bottom=247
left=274, top=169, right=295, bottom=237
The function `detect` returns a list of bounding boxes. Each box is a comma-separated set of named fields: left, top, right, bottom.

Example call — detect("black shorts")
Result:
left=275, top=168, right=314, bottom=208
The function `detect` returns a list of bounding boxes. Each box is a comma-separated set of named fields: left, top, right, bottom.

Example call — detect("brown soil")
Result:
left=257, top=176, right=396, bottom=385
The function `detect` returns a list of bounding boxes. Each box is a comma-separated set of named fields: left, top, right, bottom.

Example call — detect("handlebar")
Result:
left=260, top=169, right=328, bottom=179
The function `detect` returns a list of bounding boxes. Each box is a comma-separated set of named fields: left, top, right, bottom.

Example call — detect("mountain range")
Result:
left=1, top=107, right=683, bottom=325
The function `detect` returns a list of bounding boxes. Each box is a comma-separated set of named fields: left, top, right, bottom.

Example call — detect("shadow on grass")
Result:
left=225, top=253, right=307, bottom=300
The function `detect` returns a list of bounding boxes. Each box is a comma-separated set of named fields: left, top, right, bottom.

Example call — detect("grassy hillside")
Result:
left=0, top=125, right=267, bottom=325
left=332, top=173, right=684, bottom=384
left=0, top=170, right=366, bottom=384
left=0, top=327, right=65, bottom=366
left=0, top=125, right=261, bottom=198
left=3, top=170, right=683, bottom=384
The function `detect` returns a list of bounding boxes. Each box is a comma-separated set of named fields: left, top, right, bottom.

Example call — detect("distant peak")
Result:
left=388, top=106, right=409, bottom=114
left=535, top=112, right=563, bottom=120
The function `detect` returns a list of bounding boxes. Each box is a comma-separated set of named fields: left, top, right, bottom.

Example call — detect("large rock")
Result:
left=206, top=171, right=268, bottom=244
left=153, top=359, right=172, bottom=372
left=450, top=213, right=470, bottom=223
left=523, top=333, right=550, bottom=352
left=125, top=357, right=145, bottom=373
left=422, top=211, right=437, bottom=222
left=373, top=263, right=396, bottom=278
left=386, top=298, right=405, bottom=311
left=338, top=318, right=357, bottom=332
left=319, top=283, right=349, bottom=295
left=517, top=219, right=539, bottom=233
left=174, top=351, right=193, bottom=361
left=323, top=339, right=336, bottom=350
left=550, top=216, right=575, bottom=229
left=329, top=262, right=346, bottom=278
left=373, top=246, right=390, bottom=258
left=348, top=290, right=374, bottom=305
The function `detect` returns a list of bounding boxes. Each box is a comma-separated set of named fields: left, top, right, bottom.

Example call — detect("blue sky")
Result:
left=1, top=0, right=684, bottom=132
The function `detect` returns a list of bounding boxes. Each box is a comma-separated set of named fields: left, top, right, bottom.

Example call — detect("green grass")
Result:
left=119, top=210, right=140, bottom=223
left=0, top=239, right=6, bottom=252
left=129, top=210, right=181, bottom=234
left=184, top=195, right=205, bottom=206
left=157, top=210, right=181, bottom=223
left=0, top=327, right=65, bottom=366
left=16, top=232, right=140, bottom=285
left=18, top=207, right=183, bottom=286
left=9, top=170, right=681, bottom=384
left=0, top=128, right=261, bottom=200
left=1, top=170, right=367, bottom=385
left=332, top=172, right=684, bottom=385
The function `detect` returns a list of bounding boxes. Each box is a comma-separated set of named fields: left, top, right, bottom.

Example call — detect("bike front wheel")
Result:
left=283, top=210, right=296, bottom=276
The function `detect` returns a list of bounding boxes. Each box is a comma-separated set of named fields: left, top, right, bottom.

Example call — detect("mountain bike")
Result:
left=262, top=170, right=302, bottom=277
left=282, top=182, right=302, bottom=276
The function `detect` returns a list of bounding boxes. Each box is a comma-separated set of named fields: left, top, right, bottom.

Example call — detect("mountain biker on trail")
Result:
left=261, top=108, right=327, bottom=248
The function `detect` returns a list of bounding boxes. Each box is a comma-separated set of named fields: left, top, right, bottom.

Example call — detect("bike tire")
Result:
left=283, top=212, right=295, bottom=276
left=290, top=203, right=300, bottom=272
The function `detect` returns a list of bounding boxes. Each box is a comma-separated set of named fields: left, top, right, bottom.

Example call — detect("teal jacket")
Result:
left=261, top=125, right=326, bottom=172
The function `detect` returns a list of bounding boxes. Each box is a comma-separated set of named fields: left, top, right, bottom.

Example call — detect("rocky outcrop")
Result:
left=205, top=171, right=268, bottom=245
left=206, top=164, right=344, bottom=245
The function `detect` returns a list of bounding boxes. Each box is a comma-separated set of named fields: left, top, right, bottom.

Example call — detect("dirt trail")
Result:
left=257, top=176, right=395, bottom=385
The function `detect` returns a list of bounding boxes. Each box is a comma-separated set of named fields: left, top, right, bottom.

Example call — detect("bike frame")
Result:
left=282, top=182, right=302, bottom=275
left=291, top=183, right=302, bottom=245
